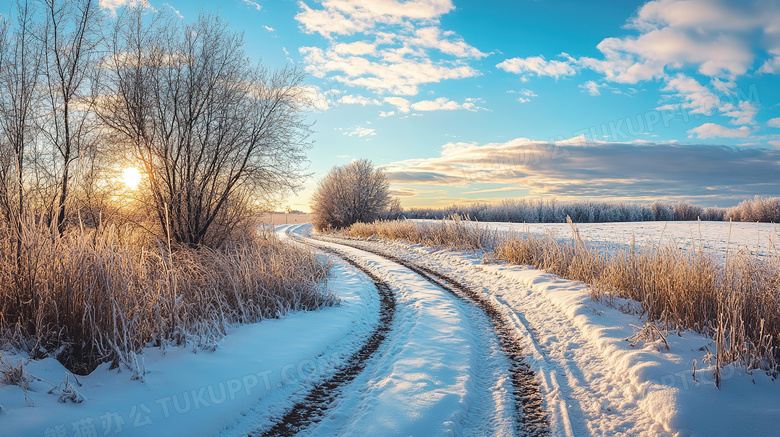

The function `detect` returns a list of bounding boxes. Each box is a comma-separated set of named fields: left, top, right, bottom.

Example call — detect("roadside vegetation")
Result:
left=0, top=2, right=333, bottom=375
left=311, top=159, right=401, bottom=231
left=335, top=217, right=780, bottom=384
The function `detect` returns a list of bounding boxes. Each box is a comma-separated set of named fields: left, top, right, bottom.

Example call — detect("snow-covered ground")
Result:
left=394, top=245, right=780, bottom=436
left=0, top=226, right=380, bottom=437
left=2, top=222, right=779, bottom=437
left=296, top=230, right=517, bottom=436
left=467, top=220, right=780, bottom=261
left=317, top=224, right=780, bottom=436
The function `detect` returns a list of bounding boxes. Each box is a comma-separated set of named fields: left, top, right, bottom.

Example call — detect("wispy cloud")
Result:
left=99, top=0, right=148, bottom=13
left=508, top=89, right=537, bottom=103
left=688, top=123, right=751, bottom=139
left=381, top=137, right=780, bottom=202
left=296, top=0, right=455, bottom=37
left=411, top=97, right=483, bottom=112
left=343, top=126, right=376, bottom=137
left=381, top=96, right=482, bottom=114
left=579, top=80, right=606, bottom=96
left=390, top=187, right=447, bottom=197
left=496, top=54, right=578, bottom=79
left=242, top=0, right=261, bottom=11
left=339, top=94, right=381, bottom=106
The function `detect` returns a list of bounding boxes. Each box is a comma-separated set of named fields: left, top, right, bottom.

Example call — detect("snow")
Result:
left=0, top=225, right=379, bottom=437
left=480, top=262, right=780, bottom=436
left=471, top=220, right=780, bottom=261
left=2, top=221, right=779, bottom=437
left=358, top=223, right=780, bottom=436
left=299, top=231, right=516, bottom=436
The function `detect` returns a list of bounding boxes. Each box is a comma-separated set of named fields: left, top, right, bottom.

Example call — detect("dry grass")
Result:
left=339, top=217, right=780, bottom=379
left=0, top=217, right=335, bottom=375
left=345, top=216, right=497, bottom=250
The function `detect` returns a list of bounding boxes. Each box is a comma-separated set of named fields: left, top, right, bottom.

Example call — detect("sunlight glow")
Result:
left=122, top=167, right=142, bottom=190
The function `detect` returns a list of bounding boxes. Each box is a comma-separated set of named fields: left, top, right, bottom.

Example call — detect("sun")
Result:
left=122, top=167, right=142, bottom=190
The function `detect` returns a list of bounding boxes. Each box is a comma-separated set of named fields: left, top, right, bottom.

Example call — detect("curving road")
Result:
left=246, top=224, right=550, bottom=436
left=244, top=223, right=668, bottom=436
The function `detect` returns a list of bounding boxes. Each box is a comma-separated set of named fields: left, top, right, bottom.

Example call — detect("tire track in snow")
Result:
left=310, top=234, right=551, bottom=437
left=345, top=236, right=671, bottom=436
left=252, top=236, right=396, bottom=437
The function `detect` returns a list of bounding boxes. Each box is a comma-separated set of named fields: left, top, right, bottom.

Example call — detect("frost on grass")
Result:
left=0, top=220, right=335, bottom=380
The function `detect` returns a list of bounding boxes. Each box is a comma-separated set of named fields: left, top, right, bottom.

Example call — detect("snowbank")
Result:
left=0, top=225, right=379, bottom=437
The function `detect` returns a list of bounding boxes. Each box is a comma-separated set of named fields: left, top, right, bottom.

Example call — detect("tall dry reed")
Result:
left=0, top=217, right=334, bottom=375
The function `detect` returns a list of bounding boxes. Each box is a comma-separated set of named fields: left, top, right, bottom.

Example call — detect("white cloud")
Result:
left=333, top=41, right=377, bottom=56
left=687, top=123, right=751, bottom=139
left=379, top=110, right=395, bottom=117
left=343, top=126, right=376, bottom=137
left=410, top=97, right=481, bottom=111
left=409, top=27, right=488, bottom=59
left=494, top=0, right=778, bottom=140
left=582, top=28, right=754, bottom=84
left=579, top=80, right=607, bottom=96
left=264, top=26, right=275, bottom=32
left=99, top=0, right=146, bottom=12
left=507, top=89, right=537, bottom=103
left=660, top=74, right=759, bottom=125
left=383, top=96, right=481, bottom=113
left=768, top=117, right=780, bottom=128
left=722, top=101, right=758, bottom=126
left=296, top=0, right=455, bottom=38
left=580, top=0, right=780, bottom=84
left=301, top=86, right=330, bottom=110
left=338, top=94, right=381, bottom=105
left=662, top=74, right=722, bottom=115
left=296, top=1, right=483, bottom=97
left=242, top=0, right=262, bottom=11
left=758, top=51, right=780, bottom=74
left=300, top=44, right=479, bottom=96
left=384, top=96, right=410, bottom=113
left=496, top=54, right=577, bottom=79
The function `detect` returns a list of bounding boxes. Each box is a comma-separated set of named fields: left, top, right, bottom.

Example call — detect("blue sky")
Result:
left=8, top=0, right=780, bottom=209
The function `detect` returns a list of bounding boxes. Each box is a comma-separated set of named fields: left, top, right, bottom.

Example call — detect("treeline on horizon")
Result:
left=401, top=196, right=780, bottom=223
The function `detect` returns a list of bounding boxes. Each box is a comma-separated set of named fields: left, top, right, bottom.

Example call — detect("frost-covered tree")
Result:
left=311, top=159, right=393, bottom=230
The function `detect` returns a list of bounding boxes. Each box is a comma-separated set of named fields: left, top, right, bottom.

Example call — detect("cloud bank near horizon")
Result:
left=381, top=138, right=780, bottom=205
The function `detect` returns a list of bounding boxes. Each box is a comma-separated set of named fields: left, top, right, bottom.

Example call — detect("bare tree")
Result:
left=311, top=159, right=393, bottom=230
left=0, top=1, right=42, bottom=235
left=98, top=8, right=311, bottom=247
left=38, top=0, right=103, bottom=233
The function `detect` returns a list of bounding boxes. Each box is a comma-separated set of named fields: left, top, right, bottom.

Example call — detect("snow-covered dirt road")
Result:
left=260, top=224, right=545, bottom=436
left=277, top=225, right=659, bottom=436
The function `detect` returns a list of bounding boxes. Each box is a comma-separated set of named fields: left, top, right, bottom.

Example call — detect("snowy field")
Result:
left=2, top=222, right=779, bottom=436
left=440, top=220, right=780, bottom=261
left=341, top=226, right=780, bottom=436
